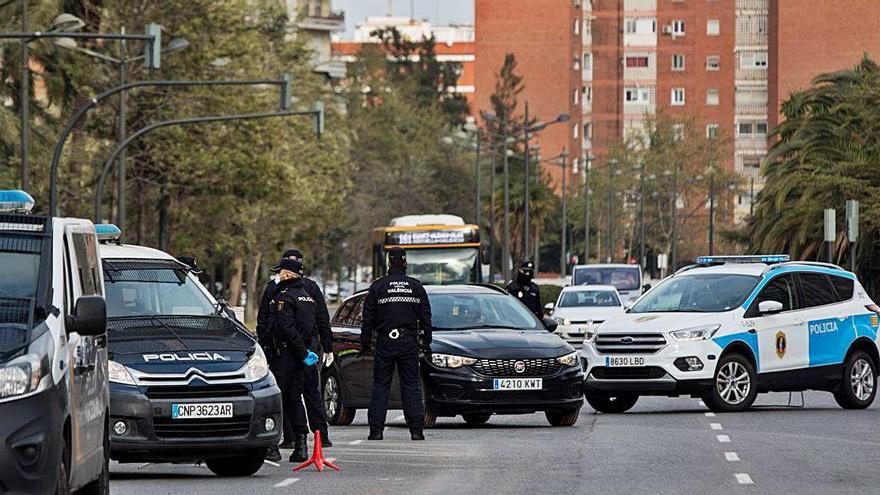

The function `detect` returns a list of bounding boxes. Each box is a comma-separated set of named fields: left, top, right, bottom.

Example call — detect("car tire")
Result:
left=56, top=434, right=70, bottom=495
left=79, top=423, right=110, bottom=495
left=704, top=353, right=758, bottom=413
left=462, top=413, right=491, bottom=425
left=585, top=392, right=639, bottom=413
left=545, top=408, right=581, bottom=426
left=322, top=368, right=355, bottom=426
left=833, top=350, right=877, bottom=409
left=205, top=448, right=267, bottom=477
left=424, top=406, right=437, bottom=429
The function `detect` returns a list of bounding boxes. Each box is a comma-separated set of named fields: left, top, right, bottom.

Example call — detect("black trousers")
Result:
left=367, top=332, right=424, bottom=432
left=270, top=351, right=308, bottom=437
left=282, top=364, right=328, bottom=442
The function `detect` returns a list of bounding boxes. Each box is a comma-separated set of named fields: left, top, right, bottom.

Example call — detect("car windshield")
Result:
left=403, top=248, right=478, bottom=285
left=430, top=292, right=543, bottom=331
left=629, top=273, right=760, bottom=313
left=573, top=266, right=641, bottom=291
left=103, top=266, right=216, bottom=318
left=558, top=290, right=620, bottom=308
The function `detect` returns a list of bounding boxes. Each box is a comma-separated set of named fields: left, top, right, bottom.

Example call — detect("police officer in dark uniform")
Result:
left=263, top=259, right=321, bottom=462
left=257, top=248, right=334, bottom=457
left=361, top=247, right=432, bottom=441
left=506, top=260, right=543, bottom=319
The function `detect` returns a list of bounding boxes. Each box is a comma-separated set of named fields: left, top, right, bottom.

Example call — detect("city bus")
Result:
left=371, top=214, right=481, bottom=284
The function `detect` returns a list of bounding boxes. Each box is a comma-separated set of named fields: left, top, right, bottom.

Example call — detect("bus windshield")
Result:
left=403, top=248, right=478, bottom=285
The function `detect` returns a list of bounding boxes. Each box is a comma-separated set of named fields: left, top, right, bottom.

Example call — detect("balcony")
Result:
left=736, top=0, right=768, bottom=11
left=314, top=58, right=347, bottom=79
left=735, top=101, right=768, bottom=116
left=299, top=10, right=345, bottom=32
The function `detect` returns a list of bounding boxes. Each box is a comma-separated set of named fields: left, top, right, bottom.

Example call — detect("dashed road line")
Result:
left=717, top=434, right=731, bottom=443
left=710, top=423, right=723, bottom=430
left=725, top=452, right=740, bottom=462
left=274, top=478, right=299, bottom=488
left=705, top=412, right=716, bottom=417
left=349, top=440, right=363, bottom=445
left=735, top=473, right=754, bottom=485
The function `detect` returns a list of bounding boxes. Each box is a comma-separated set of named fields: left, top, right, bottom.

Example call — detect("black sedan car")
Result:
left=321, top=284, right=584, bottom=427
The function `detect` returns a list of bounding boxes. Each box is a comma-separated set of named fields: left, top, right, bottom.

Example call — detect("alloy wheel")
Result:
left=324, top=375, right=339, bottom=419
left=716, top=361, right=750, bottom=405
left=851, top=358, right=875, bottom=401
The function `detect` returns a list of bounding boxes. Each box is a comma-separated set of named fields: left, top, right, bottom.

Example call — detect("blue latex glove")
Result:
left=303, top=351, right=319, bottom=367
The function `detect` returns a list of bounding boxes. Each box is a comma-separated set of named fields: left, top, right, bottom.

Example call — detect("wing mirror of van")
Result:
left=642, top=283, right=652, bottom=292
left=758, top=300, right=784, bottom=315
left=544, top=302, right=555, bottom=312
left=542, top=317, right=559, bottom=333
left=66, top=296, right=107, bottom=336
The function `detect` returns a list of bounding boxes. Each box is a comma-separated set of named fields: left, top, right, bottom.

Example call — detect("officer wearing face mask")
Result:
left=361, top=247, right=432, bottom=441
left=258, top=249, right=334, bottom=462
left=264, top=258, right=321, bottom=463
left=506, top=260, right=543, bottom=319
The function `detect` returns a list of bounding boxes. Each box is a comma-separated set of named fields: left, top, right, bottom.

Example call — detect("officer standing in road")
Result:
left=361, top=247, right=432, bottom=441
left=506, top=260, right=543, bottom=319
left=258, top=249, right=334, bottom=462
left=263, top=259, right=321, bottom=463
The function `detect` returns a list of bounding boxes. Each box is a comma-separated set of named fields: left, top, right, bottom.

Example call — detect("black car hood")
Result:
left=431, top=328, right=570, bottom=359
left=108, top=315, right=254, bottom=373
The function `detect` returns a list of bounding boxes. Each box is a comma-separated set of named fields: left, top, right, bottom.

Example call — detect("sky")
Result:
left=334, top=0, right=474, bottom=39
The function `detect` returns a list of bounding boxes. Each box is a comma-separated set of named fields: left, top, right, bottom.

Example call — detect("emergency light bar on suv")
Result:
left=695, top=255, right=790, bottom=265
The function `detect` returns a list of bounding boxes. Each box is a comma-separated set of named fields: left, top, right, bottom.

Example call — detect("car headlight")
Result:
left=431, top=353, right=477, bottom=369
left=556, top=351, right=579, bottom=367
left=108, top=359, right=136, bottom=385
left=553, top=316, right=571, bottom=326
left=583, top=331, right=598, bottom=345
left=0, top=331, right=54, bottom=400
left=670, top=325, right=721, bottom=342
left=244, top=345, right=270, bottom=381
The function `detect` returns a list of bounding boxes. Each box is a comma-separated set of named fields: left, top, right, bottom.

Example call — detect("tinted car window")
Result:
left=829, top=275, right=854, bottom=301
left=332, top=298, right=355, bottom=326
left=756, top=274, right=798, bottom=312
left=348, top=295, right=366, bottom=326
left=799, top=272, right=838, bottom=307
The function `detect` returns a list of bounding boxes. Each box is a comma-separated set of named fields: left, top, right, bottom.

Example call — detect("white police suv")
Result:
left=581, top=255, right=879, bottom=413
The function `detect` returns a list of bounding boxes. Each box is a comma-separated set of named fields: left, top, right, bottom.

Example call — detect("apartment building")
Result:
left=287, top=0, right=347, bottom=79
left=474, top=0, right=584, bottom=187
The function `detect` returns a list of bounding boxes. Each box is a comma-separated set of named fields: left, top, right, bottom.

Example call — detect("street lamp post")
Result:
left=708, top=171, right=715, bottom=255
left=474, top=128, right=482, bottom=229
left=607, top=158, right=619, bottom=262
left=489, top=133, right=496, bottom=281
left=670, top=164, right=680, bottom=268
left=19, top=0, right=28, bottom=191
left=583, top=155, right=594, bottom=263
left=523, top=102, right=531, bottom=258
left=559, top=149, right=570, bottom=276
left=502, top=118, right=511, bottom=281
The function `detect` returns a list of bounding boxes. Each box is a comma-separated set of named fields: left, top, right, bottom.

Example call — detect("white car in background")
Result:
left=547, top=285, right=625, bottom=349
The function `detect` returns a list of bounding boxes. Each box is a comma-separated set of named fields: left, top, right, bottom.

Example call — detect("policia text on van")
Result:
left=0, top=191, right=110, bottom=494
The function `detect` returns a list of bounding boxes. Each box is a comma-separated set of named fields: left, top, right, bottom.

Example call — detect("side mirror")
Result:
left=544, top=302, right=555, bottom=311
left=758, top=300, right=784, bottom=315
left=642, top=283, right=652, bottom=292
left=66, top=296, right=107, bottom=336
left=542, top=317, right=558, bottom=333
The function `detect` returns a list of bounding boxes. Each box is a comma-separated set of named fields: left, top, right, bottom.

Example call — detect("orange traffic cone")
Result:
left=292, top=431, right=340, bottom=472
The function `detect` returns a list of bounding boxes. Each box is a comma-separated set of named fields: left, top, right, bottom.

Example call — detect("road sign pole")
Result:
left=824, top=208, right=836, bottom=264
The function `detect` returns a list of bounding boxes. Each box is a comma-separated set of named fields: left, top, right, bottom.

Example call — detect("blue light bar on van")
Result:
left=0, top=190, right=35, bottom=214
left=696, top=255, right=790, bottom=265
left=95, top=224, right=122, bottom=242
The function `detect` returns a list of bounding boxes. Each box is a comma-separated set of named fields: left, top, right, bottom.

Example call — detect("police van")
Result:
left=0, top=191, right=109, bottom=494
left=581, top=255, right=879, bottom=413
left=96, top=226, right=281, bottom=476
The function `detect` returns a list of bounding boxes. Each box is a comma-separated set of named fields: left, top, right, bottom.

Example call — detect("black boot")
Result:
left=265, top=445, right=282, bottom=462
left=410, top=429, right=425, bottom=441
left=367, top=429, right=383, bottom=441
left=319, top=429, right=333, bottom=448
left=289, top=434, right=308, bottom=463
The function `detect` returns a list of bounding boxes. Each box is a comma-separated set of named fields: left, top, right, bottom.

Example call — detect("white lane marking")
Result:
left=710, top=423, right=723, bottom=430
left=725, top=452, right=740, bottom=462
left=735, top=473, right=754, bottom=485
left=263, top=460, right=280, bottom=467
left=705, top=412, right=716, bottom=417
left=274, top=478, right=299, bottom=488
left=717, top=434, right=731, bottom=443
left=349, top=439, right=363, bottom=445
left=393, top=414, right=405, bottom=422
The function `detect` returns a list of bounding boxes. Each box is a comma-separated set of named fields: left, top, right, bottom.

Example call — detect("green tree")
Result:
left=744, top=56, right=880, bottom=293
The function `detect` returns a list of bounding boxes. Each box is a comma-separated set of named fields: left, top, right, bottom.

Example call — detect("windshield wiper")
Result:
left=452, top=324, right=527, bottom=331
left=149, top=315, right=191, bottom=352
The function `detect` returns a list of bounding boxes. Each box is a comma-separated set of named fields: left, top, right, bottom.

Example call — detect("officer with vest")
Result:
left=263, top=258, right=320, bottom=463
left=257, top=248, right=334, bottom=457
left=361, top=247, right=432, bottom=441
left=506, top=260, right=543, bottom=319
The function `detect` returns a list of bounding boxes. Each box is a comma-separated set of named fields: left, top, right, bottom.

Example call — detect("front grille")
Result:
left=145, top=384, right=249, bottom=400
left=153, top=416, right=251, bottom=439
left=591, top=366, right=666, bottom=380
left=595, top=333, right=666, bottom=354
left=471, top=358, right=561, bottom=377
